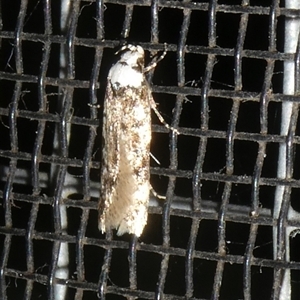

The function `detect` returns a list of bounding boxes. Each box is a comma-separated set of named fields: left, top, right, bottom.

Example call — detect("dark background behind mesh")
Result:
left=1, top=0, right=300, bottom=299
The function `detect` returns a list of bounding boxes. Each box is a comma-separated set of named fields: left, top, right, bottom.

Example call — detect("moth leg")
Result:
left=150, top=98, right=179, bottom=134
left=144, top=43, right=167, bottom=73
left=150, top=152, right=161, bottom=165
left=87, top=103, right=101, bottom=109
left=150, top=186, right=166, bottom=200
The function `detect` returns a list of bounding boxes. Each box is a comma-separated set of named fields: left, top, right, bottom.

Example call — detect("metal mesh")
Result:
left=1, top=0, right=300, bottom=299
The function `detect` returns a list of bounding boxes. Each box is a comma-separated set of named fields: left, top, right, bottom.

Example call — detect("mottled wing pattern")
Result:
left=98, top=80, right=121, bottom=222
left=98, top=45, right=152, bottom=237
left=99, top=86, right=152, bottom=236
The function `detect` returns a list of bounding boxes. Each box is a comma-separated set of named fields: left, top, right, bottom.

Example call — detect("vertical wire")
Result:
left=274, top=1, right=300, bottom=299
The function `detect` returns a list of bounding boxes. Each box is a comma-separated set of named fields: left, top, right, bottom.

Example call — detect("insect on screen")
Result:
left=0, top=0, right=300, bottom=299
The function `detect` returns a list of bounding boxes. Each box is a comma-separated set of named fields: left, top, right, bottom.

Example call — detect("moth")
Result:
left=98, top=44, right=173, bottom=237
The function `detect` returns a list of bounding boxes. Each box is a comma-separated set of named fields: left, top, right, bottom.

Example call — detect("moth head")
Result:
left=116, top=44, right=145, bottom=69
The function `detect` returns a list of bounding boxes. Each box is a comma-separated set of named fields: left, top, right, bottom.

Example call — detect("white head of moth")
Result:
left=99, top=44, right=172, bottom=237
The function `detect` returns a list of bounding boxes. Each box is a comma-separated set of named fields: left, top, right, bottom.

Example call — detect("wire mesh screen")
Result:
left=1, top=0, right=300, bottom=299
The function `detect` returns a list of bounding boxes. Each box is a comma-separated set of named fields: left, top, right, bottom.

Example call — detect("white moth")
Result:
left=98, top=44, right=171, bottom=237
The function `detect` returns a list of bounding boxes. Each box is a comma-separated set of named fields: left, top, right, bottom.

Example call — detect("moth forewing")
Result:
left=99, top=45, right=151, bottom=237
left=98, top=44, right=176, bottom=237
